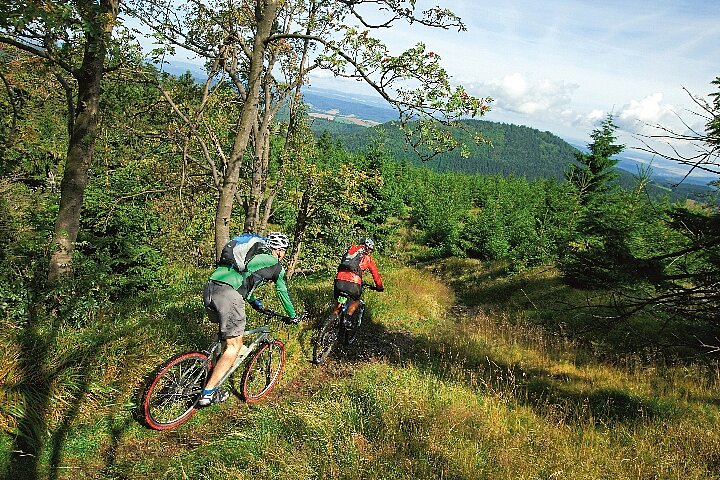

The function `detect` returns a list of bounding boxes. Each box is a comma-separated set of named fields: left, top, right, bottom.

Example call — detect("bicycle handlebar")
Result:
left=361, top=282, right=381, bottom=291
left=259, top=308, right=306, bottom=325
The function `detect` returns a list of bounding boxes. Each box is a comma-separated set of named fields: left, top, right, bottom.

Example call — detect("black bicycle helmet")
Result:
left=360, top=237, right=375, bottom=252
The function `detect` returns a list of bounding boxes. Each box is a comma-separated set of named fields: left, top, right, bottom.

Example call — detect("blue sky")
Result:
left=309, top=0, right=720, bottom=157
left=140, top=1, right=719, bottom=180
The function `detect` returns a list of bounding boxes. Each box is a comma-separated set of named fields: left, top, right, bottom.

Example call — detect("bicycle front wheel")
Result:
left=313, top=314, right=340, bottom=364
left=241, top=340, right=286, bottom=403
left=141, top=351, right=210, bottom=430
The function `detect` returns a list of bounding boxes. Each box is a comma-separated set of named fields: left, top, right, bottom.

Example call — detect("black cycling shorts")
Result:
left=334, top=279, right=362, bottom=302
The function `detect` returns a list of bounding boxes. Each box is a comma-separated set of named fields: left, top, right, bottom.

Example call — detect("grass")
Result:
left=1, top=257, right=719, bottom=479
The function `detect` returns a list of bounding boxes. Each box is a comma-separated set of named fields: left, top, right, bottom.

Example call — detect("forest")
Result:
left=1, top=1, right=719, bottom=479
left=311, top=117, right=717, bottom=202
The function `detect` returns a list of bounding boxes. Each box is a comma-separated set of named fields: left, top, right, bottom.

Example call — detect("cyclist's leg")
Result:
left=337, top=285, right=362, bottom=344
left=343, top=281, right=363, bottom=316
left=204, top=335, right=244, bottom=391
left=346, top=299, right=360, bottom=316
left=335, top=280, right=361, bottom=302
left=201, top=281, right=248, bottom=396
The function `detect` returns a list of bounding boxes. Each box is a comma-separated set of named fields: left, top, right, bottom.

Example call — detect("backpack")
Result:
left=337, top=246, right=366, bottom=276
left=218, top=233, right=269, bottom=272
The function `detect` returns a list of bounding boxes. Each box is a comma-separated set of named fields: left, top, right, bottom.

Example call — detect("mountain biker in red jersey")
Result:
left=333, top=237, right=384, bottom=323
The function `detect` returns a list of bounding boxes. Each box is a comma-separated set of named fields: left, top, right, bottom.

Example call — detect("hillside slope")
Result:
left=333, top=119, right=579, bottom=180
left=4, top=257, right=718, bottom=478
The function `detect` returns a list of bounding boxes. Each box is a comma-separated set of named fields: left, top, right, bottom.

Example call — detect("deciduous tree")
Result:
left=129, top=0, right=491, bottom=258
left=0, top=0, right=132, bottom=283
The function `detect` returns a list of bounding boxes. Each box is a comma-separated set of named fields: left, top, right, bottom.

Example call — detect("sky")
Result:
left=307, top=0, right=720, bottom=166
left=140, top=0, right=719, bottom=180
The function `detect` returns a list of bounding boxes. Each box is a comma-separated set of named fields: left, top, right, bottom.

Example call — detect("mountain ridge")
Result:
left=159, top=62, right=716, bottom=197
left=303, top=86, right=717, bottom=190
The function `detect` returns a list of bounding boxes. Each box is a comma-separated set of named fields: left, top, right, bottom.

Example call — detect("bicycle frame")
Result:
left=337, top=298, right=364, bottom=323
left=205, top=317, right=275, bottom=389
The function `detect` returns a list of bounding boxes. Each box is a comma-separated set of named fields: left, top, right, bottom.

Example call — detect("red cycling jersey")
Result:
left=335, top=245, right=384, bottom=289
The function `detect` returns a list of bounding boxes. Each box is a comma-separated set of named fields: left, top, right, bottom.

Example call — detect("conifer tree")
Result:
left=566, top=113, right=624, bottom=205
left=561, top=114, right=628, bottom=287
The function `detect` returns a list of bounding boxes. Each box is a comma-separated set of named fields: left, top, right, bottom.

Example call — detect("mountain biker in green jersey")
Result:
left=199, top=232, right=298, bottom=406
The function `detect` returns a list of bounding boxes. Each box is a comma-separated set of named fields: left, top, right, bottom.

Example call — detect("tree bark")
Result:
left=286, top=179, right=313, bottom=280
left=47, top=0, right=119, bottom=284
left=243, top=121, right=270, bottom=233
left=214, top=0, right=280, bottom=259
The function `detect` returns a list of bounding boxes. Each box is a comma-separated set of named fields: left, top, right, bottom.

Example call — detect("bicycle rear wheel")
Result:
left=241, top=340, right=286, bottom=403
left=141, top=351, right=210, bottom=430
left=342, top=304, right=364, bottom=346
left=313, top=314, right=340, bottom=364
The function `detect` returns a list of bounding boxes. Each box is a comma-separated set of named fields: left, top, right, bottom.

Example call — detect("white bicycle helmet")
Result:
left=266, top=232, right=290, bottom=251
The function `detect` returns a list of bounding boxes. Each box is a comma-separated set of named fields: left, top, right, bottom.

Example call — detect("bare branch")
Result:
left=0, top=36, right=75, bottom=73
left=632, top=83, right=720, bottom=181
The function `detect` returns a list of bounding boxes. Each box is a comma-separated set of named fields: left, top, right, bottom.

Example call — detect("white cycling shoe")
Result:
left=197, top=388, right=230, bottom=407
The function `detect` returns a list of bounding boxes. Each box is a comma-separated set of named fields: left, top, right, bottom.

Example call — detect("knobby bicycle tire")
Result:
left=241, top=340, right=286, bottom=403
left=313, top=314, right=340, bottom=364
left=141, top=351, right=210, bottom=430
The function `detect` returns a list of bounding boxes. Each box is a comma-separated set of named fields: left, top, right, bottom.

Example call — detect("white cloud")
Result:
left=308, top=69, right=334, bottom=79
left=501, top=73, right=529, bottom=99
left=586, top=109, right=605, bottom=122
left=476, top=73, right=579, bottom=116
left=616, top=93, right=675, bottom=131
left=568, top=109, right=608, bottom=133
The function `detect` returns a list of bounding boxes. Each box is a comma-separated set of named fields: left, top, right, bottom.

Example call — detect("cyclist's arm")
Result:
left=362, top=255, right=384, bottom=290
left=274, top=266, right=297, bottom=317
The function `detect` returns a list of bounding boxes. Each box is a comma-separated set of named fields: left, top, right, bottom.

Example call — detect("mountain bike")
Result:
left=141, top=308, right=301, bottom=431
left=312, top=282, right=378, bottom=364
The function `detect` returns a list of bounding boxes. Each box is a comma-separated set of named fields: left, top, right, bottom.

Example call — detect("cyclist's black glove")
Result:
left=287, top=313, right=306, bottom=325
left=249, top=299, right=264, bottom=312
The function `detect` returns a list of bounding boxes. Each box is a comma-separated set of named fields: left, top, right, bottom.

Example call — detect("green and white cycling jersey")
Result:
left=209, top=252, right=296, bottom=318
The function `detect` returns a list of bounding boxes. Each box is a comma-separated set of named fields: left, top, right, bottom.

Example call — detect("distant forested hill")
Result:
left=334, top=119, right=580, bottom=180
left=307, top=117, right=717, bottom=202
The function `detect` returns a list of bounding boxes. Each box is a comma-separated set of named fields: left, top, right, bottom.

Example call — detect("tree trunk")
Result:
left=214, top=0, right=280, bottom=259
left=243, top=123, right=270, bottom=233
left=47, top=0, right=119, bottom=285
left=286, top=180, right=313, bottom=280
left=259, top=189, right=276, bottom=235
